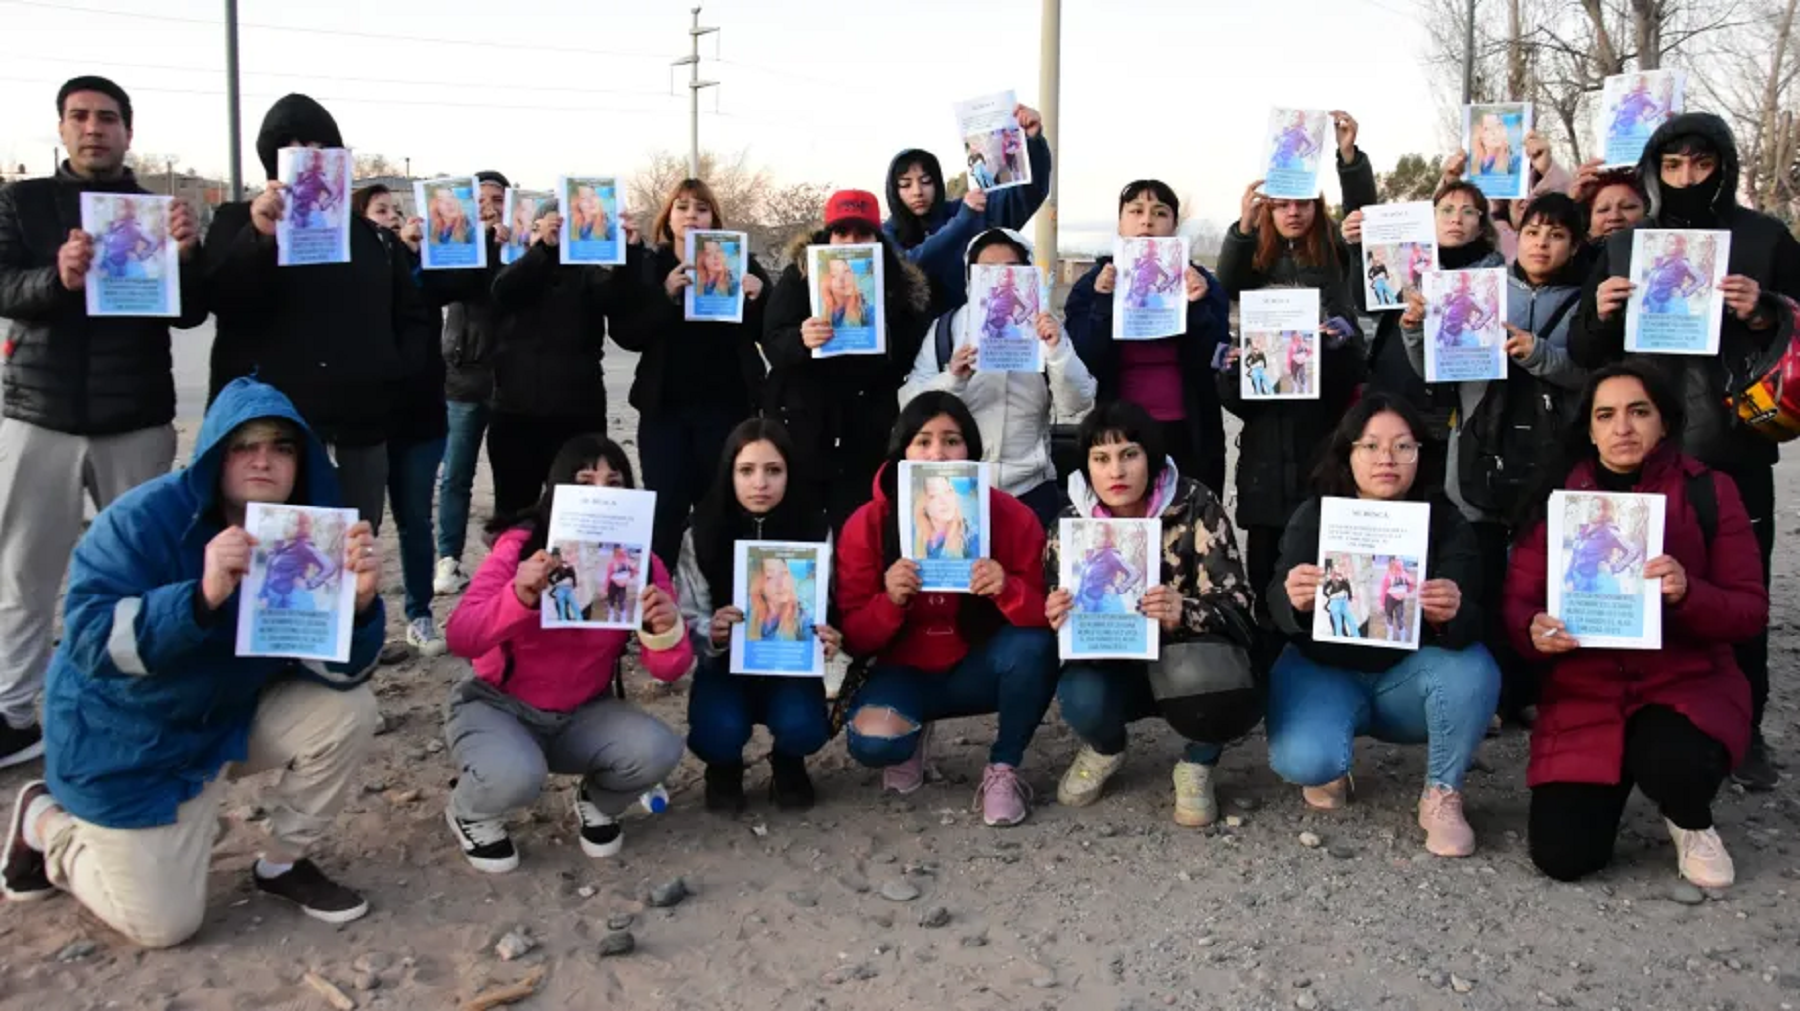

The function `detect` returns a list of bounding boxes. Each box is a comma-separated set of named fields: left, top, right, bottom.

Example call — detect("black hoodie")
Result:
left=1568, top=112, right=1800, bottom=471
left=202, top=94, right=435, bottom=447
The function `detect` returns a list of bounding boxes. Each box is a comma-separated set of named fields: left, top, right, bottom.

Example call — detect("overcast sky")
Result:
left=0, top=0, right=1452, bottom=251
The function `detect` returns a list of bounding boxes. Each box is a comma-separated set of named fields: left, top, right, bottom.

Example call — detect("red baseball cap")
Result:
left=824, top=189, right=883, bottom=234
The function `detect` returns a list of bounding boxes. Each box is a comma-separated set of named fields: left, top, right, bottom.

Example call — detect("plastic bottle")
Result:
left=639, top=783, right=670, bottom=814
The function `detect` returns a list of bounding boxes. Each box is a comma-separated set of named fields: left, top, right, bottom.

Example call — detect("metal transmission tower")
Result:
left=672, top=7, right=720, bottom=179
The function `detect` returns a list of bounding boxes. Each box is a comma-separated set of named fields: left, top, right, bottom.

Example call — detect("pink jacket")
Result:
left=446, top=528, right=692, bottom=713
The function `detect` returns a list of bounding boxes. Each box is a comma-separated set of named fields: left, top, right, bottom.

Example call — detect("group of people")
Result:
left=0, top=74, right=1788, bottom=950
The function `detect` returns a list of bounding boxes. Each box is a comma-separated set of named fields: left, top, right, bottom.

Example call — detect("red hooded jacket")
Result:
left=1503, top=446, right=1767, bottom=786
left=836, top=465, right=1048, bottom=673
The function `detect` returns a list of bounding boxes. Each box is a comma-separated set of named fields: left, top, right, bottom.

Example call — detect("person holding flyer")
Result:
left=1504, top=364, right=1767, bottom=887
left=442, top=435, right=689, bottom=873
left=0, top=377, right=386, bottom=940
left=764, top=190, right=934, bottom=531
left=1568, top=113, right=1800, bottom=791
left=427, top=171, right=510, bottom=599
left=833, top=393, right=1058, bottom=827
left=0, top=75, right=210, bottom=768
left=610, top=178, right=772, bottom=569
left=1394, top=193, right=1589, bottom=719
left=900, top=227, right=1096, bottom=526
left=486, top=197, right=629, bottom=517
left=1570, top=164, right=1648, bottom=246
left=884, top=103, right=1052, bottom=308
left=204, top=94, right=438, bottom=536
left=1266, top=394, right=1501, bottom=857
left=1065, top=181, right=1231, bottom=493
left=677, top=419, right=839, bottom=813
left=1217, top=116, right=1372, bottom=632
left=1046, top=402, right=1260, bottom=827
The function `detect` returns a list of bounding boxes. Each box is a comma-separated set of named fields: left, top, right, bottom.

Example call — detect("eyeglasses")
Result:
left=1351, top=440, right=1421, bottom=463
left=1436, top=205, right=1483, bottom=220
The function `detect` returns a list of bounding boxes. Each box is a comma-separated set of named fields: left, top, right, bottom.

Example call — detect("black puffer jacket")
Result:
left=0, top=164, right=207, bottom=434
left=204, top=95, right=433, bottom=446
left=1570, top=112, right=1800, bottom=471
left=420, top=247, right=502, bottom=404
left=486, top=238, right=616, bottom=423
left=609, top=241, right=772, bottom=419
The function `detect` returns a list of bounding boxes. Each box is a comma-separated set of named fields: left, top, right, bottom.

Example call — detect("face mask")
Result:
left=1659, top=171, right=1724, bottom=226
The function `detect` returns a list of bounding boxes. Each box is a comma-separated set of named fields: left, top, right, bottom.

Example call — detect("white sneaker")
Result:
left=574, top=792, right=623, bottom=858
left=433, top=557, right=468, bottom=596
left=407, top=617, right=447, bottom=657
left=1056, top=745, right=1125, bottom=808
left=445, top=807, right=519, bottom=873
left=1667, top=819, right=1735, bottom=889
left=1172, top=760, right=1218, bottom=828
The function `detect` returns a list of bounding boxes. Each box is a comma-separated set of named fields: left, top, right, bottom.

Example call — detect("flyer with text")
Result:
left=1312, top=497, right=1431, bottom=651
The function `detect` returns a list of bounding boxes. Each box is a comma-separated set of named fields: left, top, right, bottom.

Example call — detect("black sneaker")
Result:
left=769, top=754, right=816, bottom=812
left=444, top=807, right=519, bottom=873
left=573, top=790, right=623, bottom=858
left=1732, top=733, right=1780, bottom=792
left=3, top=780, right=54, bottom=901
left=703, top=762, right=746, bottom=814
left=252, top=859, right=369, bottom=924
left=0, top=722, right=44, bottom=770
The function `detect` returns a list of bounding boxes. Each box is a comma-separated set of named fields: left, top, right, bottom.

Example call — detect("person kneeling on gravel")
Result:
left=2, top=378, right=387, bottom=945
left=831, top=393, right=1060, bottom=828
left=442, top=435, right=690, bottom=873
left=1047, top=401, right=1263, bottom=829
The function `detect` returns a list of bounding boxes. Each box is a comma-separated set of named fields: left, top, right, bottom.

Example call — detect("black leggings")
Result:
left=1528, top=705, right=1730, bottom=882
left=487, top=412, right=608, bottom=519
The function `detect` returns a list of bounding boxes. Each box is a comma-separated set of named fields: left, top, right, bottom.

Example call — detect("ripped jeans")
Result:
left=844, top=625, right=1059, bottom=769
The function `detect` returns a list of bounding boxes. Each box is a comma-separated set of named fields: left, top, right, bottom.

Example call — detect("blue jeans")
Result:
left=437, top=400, right=488, bottom=562
left=638, top=405, right=744, bottom=570
left=1057, top=662, right=1223, bottom=766
left=846, top=625, right=1059, bottom=769
left=1266, top=644, right=1500, bottom=791
left=686, top=655, right=830, bottom=764
left=387, top=436, right=445, bottom=623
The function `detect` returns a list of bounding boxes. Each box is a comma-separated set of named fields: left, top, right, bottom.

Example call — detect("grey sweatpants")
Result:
left=0, top=419, right=176, bottom=728
left=444, top=678, right=683, bottom=821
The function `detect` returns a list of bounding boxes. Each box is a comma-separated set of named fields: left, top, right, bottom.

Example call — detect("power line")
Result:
left=0, top=0, right=670, bottom=61
left=0, top=51, right=672, bottom=99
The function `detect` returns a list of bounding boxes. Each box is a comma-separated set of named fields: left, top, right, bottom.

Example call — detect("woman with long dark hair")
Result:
left=833, top=392, right=1058, bottom=827
left=1265, top=393, right=1500, bottom=857
left=677, top=418, right=838, bottom=813
left=1505, top=363, right=1767, bottom=888
left=440, top=435, right=689, bottom=874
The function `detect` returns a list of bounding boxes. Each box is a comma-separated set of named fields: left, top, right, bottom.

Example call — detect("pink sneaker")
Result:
left=882, top=722, right=933, bottom=795
left=1418, top=785, right=1476, bottom=857
left=974, top=763, right=1032, bottom=827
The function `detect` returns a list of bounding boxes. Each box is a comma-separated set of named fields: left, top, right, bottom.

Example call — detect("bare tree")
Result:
left=353, top=152, right=401, bottom=179
left=629, top=148, right=833, bottom=266
left=1701, top=0, right=1800, bottom=215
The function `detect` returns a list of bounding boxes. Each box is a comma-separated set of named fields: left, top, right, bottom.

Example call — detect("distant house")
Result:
left=1057, top=256, right=1097, bottom=286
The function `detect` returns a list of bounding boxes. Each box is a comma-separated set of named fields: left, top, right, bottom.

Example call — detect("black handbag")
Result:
left=1146, top=636, right=1264, bottom=743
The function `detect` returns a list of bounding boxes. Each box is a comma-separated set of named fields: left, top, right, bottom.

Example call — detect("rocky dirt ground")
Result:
left=0, top=350, right=1795, bottom=1011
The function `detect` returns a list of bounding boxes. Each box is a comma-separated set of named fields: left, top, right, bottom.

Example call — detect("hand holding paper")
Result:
left=251, top=182, right=285, bottom=237
left=57, top=229, right=93, bottom=292
left=1595, top=276, right=1634, bottom=321
left=1140, top=584, right=1182, bottom=631
left=1045, top=588, right=1074, bottom=630
left=1285, top=563, right=1322, bottom=613
left=1643, top=555, right=1688, bottom=604
left=345, top=521, right=381, bottom=613
left=1720, top=275, right=1761, bottom=321
left=1418, top=578, right=1461, bottom=626
left=515, top=549, right=553, bottom=608
left=801, top=317, right=834, bottom=349
left=885, top=559, right=921, bottom=607
left=1094, top=264, right=1117, bottom=295
left=202, top=526, right=257, bottom=610
left=640, top=585, right=678, bottom=636
left=709, top=605, right=743, bottom=648
left=969, top=558, right=1007, bottom=598
left=171, top=200, right=200, bottom=261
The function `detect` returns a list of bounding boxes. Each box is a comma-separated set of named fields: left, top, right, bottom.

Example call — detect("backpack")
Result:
left=1455, top=298, right=1580, bottom=515
left=1687, top=469, right=1718, bottom=545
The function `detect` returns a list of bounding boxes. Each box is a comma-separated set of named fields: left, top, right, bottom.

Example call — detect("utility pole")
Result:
left=1461, top=0, right=1477, bottom=105
left=166, top=158, right=175, bottom=197
left=225, top=0, right=243, bottom=199
left=1036, top=0, right=1060, bottom=286
left=671, top=7, right=718, bottom=179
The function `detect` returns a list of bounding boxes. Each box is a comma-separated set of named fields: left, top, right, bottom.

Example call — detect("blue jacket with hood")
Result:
left=43, top=377, right=386, bottom=830
left=882, top=136, right=1053, bottom=310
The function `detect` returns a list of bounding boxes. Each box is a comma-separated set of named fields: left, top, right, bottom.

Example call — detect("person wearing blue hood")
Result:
left=1, top=377, right=386, bottom=947
left=1568, top=111, right=1800, bottom=791
left=884, top=102, right=1052, bottom=310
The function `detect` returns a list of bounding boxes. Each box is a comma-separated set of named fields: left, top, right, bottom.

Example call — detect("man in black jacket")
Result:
left=0, top=75, right=205, bottom=769
left=426, top=170, right=507, bottom=596
left=203, top=93, right=434, bottom=535
left=1568, top=112, right=1800, bottom=790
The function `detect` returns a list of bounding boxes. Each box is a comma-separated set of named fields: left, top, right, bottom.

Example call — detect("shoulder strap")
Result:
left=1687, top=469, right=1718, bottom=545
left=934, top=313, right=956, bottom=371
left=1536, top=294, right=1580, bottom=347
